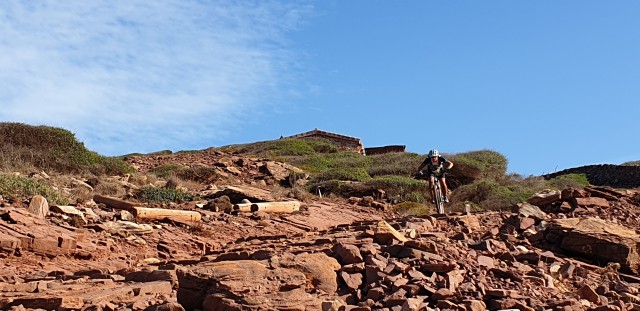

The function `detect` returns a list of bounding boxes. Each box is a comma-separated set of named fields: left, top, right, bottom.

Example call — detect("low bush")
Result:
left=136, top=186, right=193, bottom=203
left=309, top=175, right=430, bottom=203
left=289, top=152, right=370, bottom=174
left=546, top=173, right=589, bottom=189
left=451, top=178, right=535, bottom=211
left=312, top=167, right=371, bottom=183
left=150, top=164, right=220, bottom=184
left=0, top=123, right=133, bottom=175
left=450, top=150, right=508, bottom=180
left=150, top=164, right=186, bottom=178
left=223, top=138, right=338, bottom=157
left=0, top=173, right=67, bottom=205
left=366, top=152, right=423, bottom=177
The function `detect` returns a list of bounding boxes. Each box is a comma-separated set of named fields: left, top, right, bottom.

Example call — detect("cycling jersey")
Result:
left=420, top=156, right=450, bottom=177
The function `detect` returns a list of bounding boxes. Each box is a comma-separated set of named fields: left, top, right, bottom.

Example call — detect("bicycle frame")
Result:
left=432, top=178, right=445, bottom=214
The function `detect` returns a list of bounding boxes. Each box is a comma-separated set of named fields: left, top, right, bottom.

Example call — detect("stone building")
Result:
left=283, top=129, right=364, bottom=155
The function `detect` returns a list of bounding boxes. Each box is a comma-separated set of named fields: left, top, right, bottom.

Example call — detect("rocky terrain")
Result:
left=2, top=148, right=640, bottom=311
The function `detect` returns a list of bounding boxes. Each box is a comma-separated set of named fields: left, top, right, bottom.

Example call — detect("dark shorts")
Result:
left=427, top=171, right=446, bottom=179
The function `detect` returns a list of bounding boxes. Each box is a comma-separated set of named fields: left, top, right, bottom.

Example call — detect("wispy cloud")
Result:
left=0, top=0, right=311, bottom=155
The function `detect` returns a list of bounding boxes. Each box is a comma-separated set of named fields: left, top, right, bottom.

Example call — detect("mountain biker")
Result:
left=416, top=149, right=454, bottom=203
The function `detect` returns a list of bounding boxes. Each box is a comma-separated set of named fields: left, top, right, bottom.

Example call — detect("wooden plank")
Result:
left=232, top=201, right=301, bottom=213
left=94, top=195, right=201, bottom=223
left=251, top=201, right=300, bottom=213
left=232, top=203, right=253, bottom=213
left=131, top=207, right=201, bottom=223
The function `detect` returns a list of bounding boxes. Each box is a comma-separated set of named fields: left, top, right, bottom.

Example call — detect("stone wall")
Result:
left=544, top=164, right=640, bottom=188
left=365, top=145, right=406, bottom=156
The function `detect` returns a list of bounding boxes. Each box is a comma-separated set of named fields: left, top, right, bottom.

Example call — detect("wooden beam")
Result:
left=132, top=207, right=201, bottom=223
left=251, top=201, right=300, bottom=213
left=232, top=203, right=253, bottom=212
left=233, top=201, right=301, bottom=213
left=93, top=195, right=137, bottom=213
left=93, top=195, right=201, bottom=223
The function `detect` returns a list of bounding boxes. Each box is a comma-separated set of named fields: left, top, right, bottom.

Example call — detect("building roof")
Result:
left=284, top=129, right=361, bottom=143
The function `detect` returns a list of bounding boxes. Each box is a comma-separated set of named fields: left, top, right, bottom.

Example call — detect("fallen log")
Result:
left=252, top=201, right=301, bottom=213
left=133, top=207, right=201, bottom=223
left=232, top=203, right=254, bottom=213
left=93, top=195, right=201, bottom=223
left=93, top=195, right=137, bottom=212
left=233, top=201, right=301, bottom=213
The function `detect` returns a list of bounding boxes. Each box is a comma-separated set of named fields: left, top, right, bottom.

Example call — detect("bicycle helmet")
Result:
left=428, top=149, right=439, bottom=157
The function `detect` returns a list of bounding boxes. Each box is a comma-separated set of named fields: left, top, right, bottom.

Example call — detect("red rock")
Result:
left=573, top=197, right=610, bottom=208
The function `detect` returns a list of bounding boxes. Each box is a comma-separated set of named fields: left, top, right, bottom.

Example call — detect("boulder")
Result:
left=526, top=189, right=561, bottom=207
left=545, top=217, right=640, bottom=272
left=27, top=195, right=49, bottom=218
left=515, top=202, right=547, bottom=221
left=177, top=260, right=321, bottom=311
left=276, top=253, right=341, bottom=294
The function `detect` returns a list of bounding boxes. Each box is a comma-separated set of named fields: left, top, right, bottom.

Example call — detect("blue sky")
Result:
left=1, top=1, right=639, bottom=176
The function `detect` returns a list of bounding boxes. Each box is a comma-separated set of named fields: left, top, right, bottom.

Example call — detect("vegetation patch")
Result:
left=546, top=173, right=589, bottom=189
left=136, top=186, right=194, bottom=203
left=310, top=175, right=430, bottom=202
left=450, top=150, right=508, bottom=180
left=451, top=178, right=537, bottom=211
left=150, top=164, right=188, bottom=179
left=394, top=201, right=430, bottom=216
left=223, top=138, right=338, bottom=157
left=0, top=173, right=67, bottom=205
left=289, top=152, right=371, bottom=174
left=366, top=152, right=423, bottom=177
left=0, top=122, right=133, bottom=175
left=312, top=167, right=372, bottom=183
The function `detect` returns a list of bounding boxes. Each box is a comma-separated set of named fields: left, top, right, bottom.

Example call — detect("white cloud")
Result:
left=0, top=0, right=311, bottom=155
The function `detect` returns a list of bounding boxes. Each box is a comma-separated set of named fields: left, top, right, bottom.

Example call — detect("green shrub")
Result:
left=309, top=175, right=429, bottom=202
left=224, top=138, right=338, bottom=158
left=290, top=152, right=370, bottom=174
left=177, top=166, right=221, bottom=183
left=150, top=164, right=221, bottom=183
left=0, top=122, right=133, bottom=175
left=451, top=178, right=534, bottom=211
left=312, top=167, right=371, bottom=183
left=0, top=173, right=67, bottom=205
left=150, top=164, right=187, bottom=178
left=366, top=152, right=423, bottom=177
left=450, top=150, right=508, bottom=179
left=136, top=186, right=193, bottom=203
left=546, top=173, right=589, bottom=189
left=365, top=176, right=429, bottom=201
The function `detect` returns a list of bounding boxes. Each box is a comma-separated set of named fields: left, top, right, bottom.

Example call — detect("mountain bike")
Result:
left=431, top=177, right=445, bottom=214
left=415, top=172, right=446, bottom=214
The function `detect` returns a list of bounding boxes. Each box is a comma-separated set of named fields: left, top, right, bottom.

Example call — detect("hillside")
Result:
left=2, top=123, right=640, bottom=310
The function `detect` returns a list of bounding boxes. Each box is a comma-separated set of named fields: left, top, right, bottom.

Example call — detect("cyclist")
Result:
left=416, top=149, right=454, bottom=203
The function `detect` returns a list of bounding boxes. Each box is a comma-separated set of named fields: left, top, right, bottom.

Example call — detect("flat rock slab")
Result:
left=177, top=259, right=321, bottom=311
left=0, top=281, right=172, bottom=310
left=0, top=208, right=78, bottom=255
left=546, top=217, right=640, bottom=272
left=284, top=202, right=384, bottom=231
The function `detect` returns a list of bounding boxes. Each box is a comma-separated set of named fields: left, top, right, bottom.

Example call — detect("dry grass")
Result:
left=94, top=179, right=127, bottom=197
